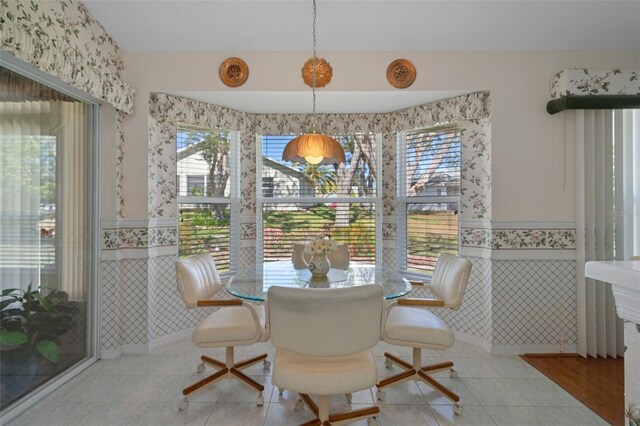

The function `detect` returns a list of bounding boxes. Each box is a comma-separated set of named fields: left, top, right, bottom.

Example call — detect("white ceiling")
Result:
left=84, top=0, right=639, bottom=113
left=84, top=0, right=640, bottom=52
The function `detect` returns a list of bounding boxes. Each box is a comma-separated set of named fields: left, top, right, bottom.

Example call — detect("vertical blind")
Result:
left=402, top=125, right=460, bottom=274
left=177, top=125, right=232, bottom=272
left=260, top=134, right=378, bottom=263
left=575, top=109, right=637, bottom=358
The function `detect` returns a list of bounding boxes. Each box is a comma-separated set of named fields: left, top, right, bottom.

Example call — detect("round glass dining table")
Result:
left=226, top=260, right=411, bottom=301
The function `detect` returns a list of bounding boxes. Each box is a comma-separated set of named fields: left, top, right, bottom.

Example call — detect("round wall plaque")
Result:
left=219, top=57, right=249, bottom=87
left=386, top=59, right=416, bottom=89
left=302, top=58, right=333, bottom=88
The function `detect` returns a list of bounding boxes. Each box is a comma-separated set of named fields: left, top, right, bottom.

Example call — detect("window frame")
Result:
left=176, top=125, right=240, bottom=276
left=256, top=133, right=383, bottom=264
left=397, top=127, right=461, bottom=280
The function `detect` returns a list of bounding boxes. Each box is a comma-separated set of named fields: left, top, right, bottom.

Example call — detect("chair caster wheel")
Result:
left=295, top=399, right=304, bottom=411
left=178, top=398, right=189, bottom=411
left=263, top=360, right=271, bottom=370
left=345, top=393, right=353, bottom=403
left=196, top=363, right=205, bottom=374
left=384, top=358, right=393, bottom=368
left=367, top=417, right=378, bottom=426
left=453, top=404, right=463, bottom=415
left=450, top=368, right=458, bottom=378
left=376, top=390, right=386, bottom=401
left=278, top=387, right=285, bottom=396
left=257, top=392, right=264, bottom=406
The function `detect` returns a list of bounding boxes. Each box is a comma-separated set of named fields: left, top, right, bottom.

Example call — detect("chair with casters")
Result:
left=175, top=253, right=270, bottom=410
left=268, top=285, right=383, bottom=426
left=292, top=242, right=350, bottom=270
left=377, top=253, right=472, bottom=416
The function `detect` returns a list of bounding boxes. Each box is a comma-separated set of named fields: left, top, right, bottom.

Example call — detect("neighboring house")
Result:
left=415, top=173, right=460, bottom=197
left=262, top=157, right=316, bottom=211
left=412, top=173, right=460, bottom=212
left=176, top=151, right=315, bottom=203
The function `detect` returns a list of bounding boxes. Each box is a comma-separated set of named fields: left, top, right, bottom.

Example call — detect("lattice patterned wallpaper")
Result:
left=491, top=260, right=577, bottom=346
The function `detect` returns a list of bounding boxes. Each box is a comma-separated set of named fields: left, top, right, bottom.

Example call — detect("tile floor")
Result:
left=8, top=339, right=608, bottom=426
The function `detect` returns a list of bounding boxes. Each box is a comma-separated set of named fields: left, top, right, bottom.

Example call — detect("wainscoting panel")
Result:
left=492, top=259, right=577, bottom=347
left=100, top=260, right=121, bottom=352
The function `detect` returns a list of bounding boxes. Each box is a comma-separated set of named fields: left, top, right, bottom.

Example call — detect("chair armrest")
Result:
left=196, top=299, right=243, bottom=307
left=397, top=298, right=445, bottom=307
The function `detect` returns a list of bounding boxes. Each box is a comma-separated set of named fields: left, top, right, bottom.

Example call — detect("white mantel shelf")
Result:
left=585, top=261, right=640, bottom=324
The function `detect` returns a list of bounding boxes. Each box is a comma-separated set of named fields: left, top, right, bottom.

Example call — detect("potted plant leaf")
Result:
left=0, top=284, right=79, bottom=398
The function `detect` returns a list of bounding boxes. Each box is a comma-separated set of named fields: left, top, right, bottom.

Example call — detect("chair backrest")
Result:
left=176, top=253, right=223, bottom=309
left=292, top=243, right=350, bottom=270
left=429, top=253, right=472, bottom=310
left=268, top=285, right=383, bottom=357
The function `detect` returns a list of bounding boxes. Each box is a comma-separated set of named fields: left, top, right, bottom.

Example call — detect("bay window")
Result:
left=399, top=125, right=461, bottom=275
left=176, top=125, right=238, bottom=272
left=258, top=134, right=380, bottom=263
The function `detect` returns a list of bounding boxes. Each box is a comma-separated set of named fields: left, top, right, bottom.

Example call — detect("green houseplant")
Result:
left=0, top=284, right=79, bottom=397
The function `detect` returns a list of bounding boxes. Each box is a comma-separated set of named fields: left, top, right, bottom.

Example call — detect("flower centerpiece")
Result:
left=304, top=237, right=337, bottom=277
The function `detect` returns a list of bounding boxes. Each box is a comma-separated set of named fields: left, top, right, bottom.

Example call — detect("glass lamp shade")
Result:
left=282, top=132, right=346, bottom=165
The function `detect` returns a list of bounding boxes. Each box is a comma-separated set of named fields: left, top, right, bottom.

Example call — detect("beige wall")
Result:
left=122, top=51, right=640, bottom=221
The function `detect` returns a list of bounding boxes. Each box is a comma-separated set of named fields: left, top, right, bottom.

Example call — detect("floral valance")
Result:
left=2, top=0, right=134, bottom=114
left=547, top=68, right=640, bottom=114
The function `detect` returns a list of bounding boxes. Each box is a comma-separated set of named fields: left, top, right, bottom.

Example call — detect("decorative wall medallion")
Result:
left=302, top=58, right=333, bottom=88
left=386, top=59, right=416, bottom=89
left=219, top=57, right=249, bottom=87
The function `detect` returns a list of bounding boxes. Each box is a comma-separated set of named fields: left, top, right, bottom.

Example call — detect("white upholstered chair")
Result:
left=292, top=242, right=350, bottom=270
left=268, top=285, right=383, bottom=426
left=378, top=253, right=472, bottom=415
left=175, top=253, right=270, bottom=410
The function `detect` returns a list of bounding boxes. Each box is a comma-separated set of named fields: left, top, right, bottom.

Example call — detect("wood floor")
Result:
left=521, top=354, right=624, bottom=426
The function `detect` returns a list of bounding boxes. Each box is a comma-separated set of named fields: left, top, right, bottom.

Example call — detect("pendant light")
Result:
left=282, top=0, right=346, bottom=165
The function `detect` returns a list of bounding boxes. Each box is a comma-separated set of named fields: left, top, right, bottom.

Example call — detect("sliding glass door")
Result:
left=0, top=66, right=97, bottom=412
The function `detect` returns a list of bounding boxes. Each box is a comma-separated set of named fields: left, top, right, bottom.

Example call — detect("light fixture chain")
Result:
left=312, top=0, right=317, bottom=117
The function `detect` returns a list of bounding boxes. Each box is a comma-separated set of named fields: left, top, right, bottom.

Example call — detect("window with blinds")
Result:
left=260, top=134, right=378, bottom=263
left=177, top=125, right=235, bottom=272
left=400, top=125, right=460, bottom=275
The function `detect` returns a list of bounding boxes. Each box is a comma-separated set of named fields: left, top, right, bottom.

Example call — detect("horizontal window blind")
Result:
left=260, top=134, right=378, bottom=263
left=261, top=134, right=377, bottom=198
left=177, top=125, right=233, bottom=271
left=179, top=203, right=231, bottom=271
left=406, top=203, right=458, bottom=274
left=406, top=126, right=460, bottom=197
left=262, top=202, right=376, bottom=263
left=403, top=125, right=460, bottom=274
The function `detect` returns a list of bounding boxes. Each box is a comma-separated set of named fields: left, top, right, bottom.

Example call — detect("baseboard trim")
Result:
left=453, top=331, right=492, bottom=354
left=490, top=344, right=578, bottom=356
left=149, top=328, right=193, bottom=351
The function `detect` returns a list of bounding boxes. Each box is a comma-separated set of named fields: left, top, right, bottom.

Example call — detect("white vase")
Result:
left=308, top=253, right=331, bottom=277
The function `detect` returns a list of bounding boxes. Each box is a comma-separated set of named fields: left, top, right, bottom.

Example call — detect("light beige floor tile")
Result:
left=217, top=374, right=273, bottom=404
left=505, top=378, right=582, bottom=407
left=376, top=380, right=427, bottom=405
left=541, top=406, right=609, bottom=425
left=462, top=378, right=532, bottom=406
left=205, top=402, right=267, bottom=426
left=483, top=406, right=553, bottom=426
left=7, top=400, right=108, bottom=426
left=60, top=374, right=137, bottom=402
left=105, top=400, right=214, bottom=426
left=378, top=403, right=439, bottom=426
left=446, top=358, right=504, bottom=379
left=417, top=377, right=480, bottom=406
left=485, top=357, right=546, bottom=379
left=263, top=401, right=317, bottom=425
left=430, top=404, right=498, bottom=426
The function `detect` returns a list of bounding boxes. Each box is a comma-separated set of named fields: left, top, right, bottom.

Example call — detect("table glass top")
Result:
left=226, top=260, right=411, bottom=301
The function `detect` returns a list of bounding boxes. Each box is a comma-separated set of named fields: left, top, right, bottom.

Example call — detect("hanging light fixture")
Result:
left=282, top=0, right=346, bottom=165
